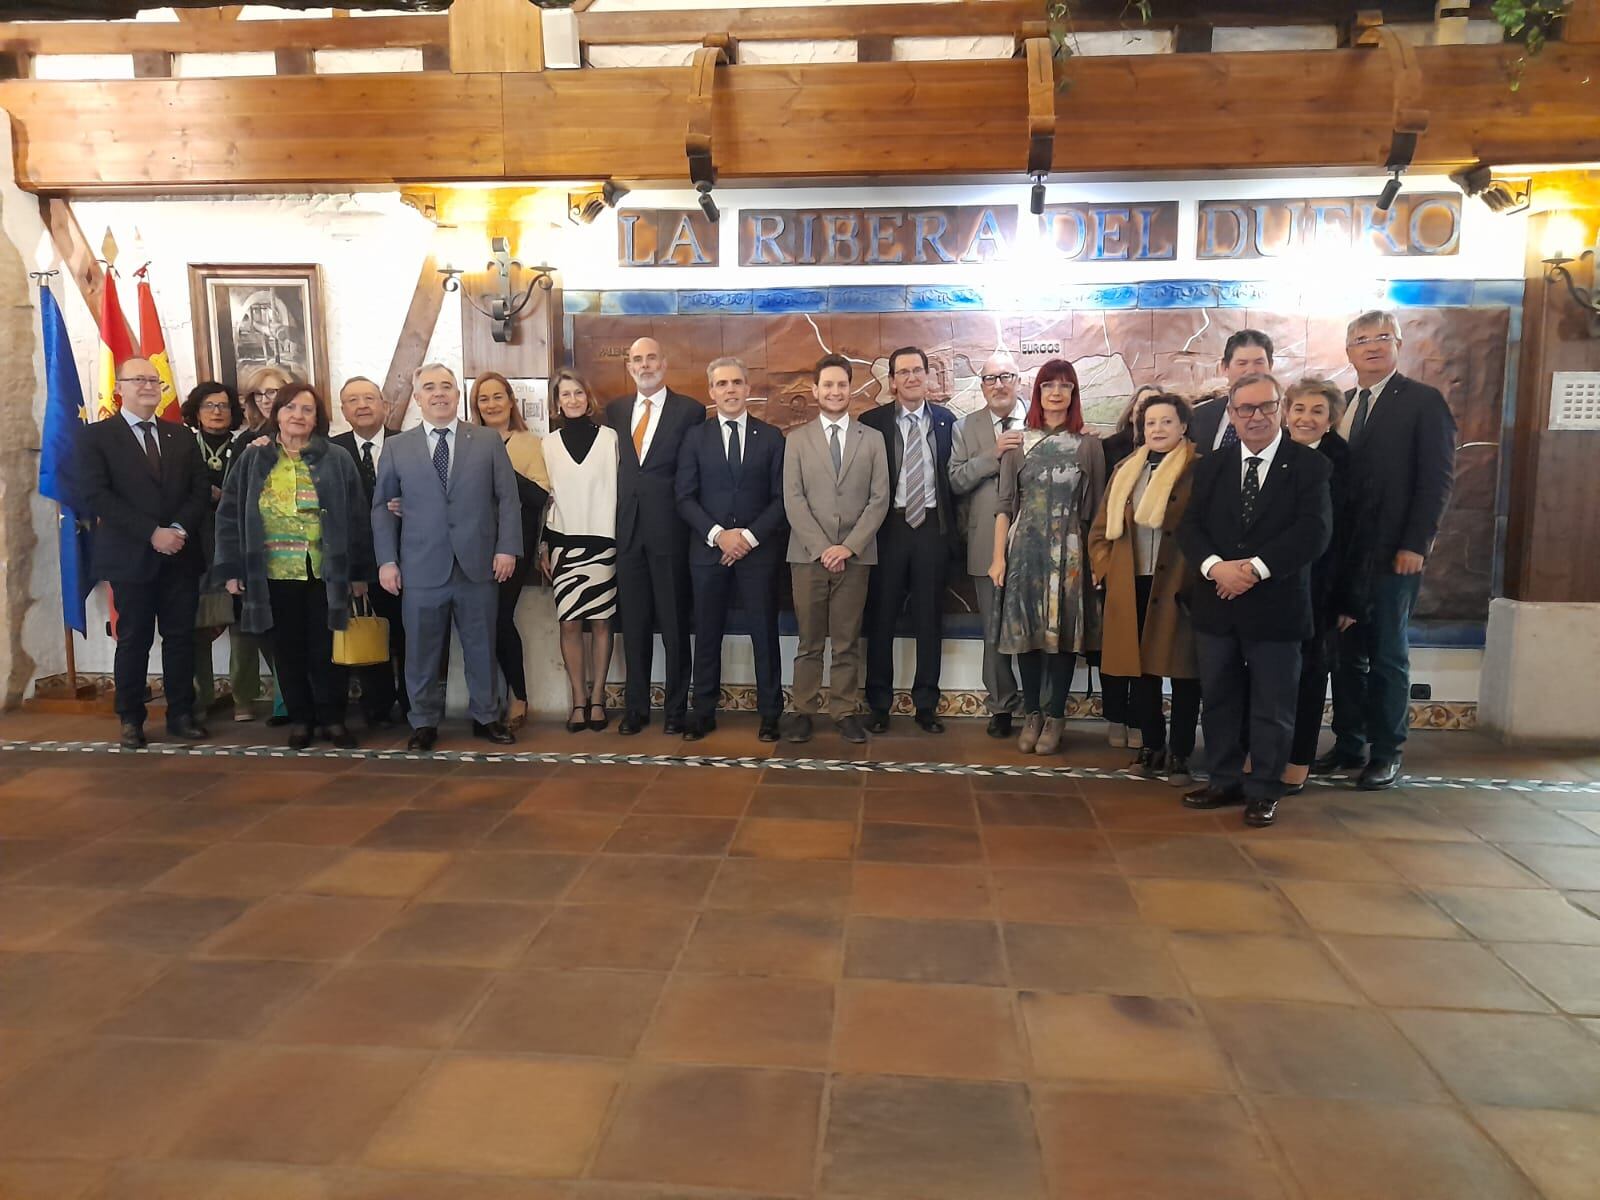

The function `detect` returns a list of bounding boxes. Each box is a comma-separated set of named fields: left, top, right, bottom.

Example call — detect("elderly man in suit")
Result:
left=76, top=357, right=212, bottom=749
left=949, top=350, right=1027, bottom=738
left=1187, top=329, right=1274, bottom=455
left=373, top=362, right=522, bottom=752
left=675, top=356, right=788, bottom=743
left=1319, top=310, right=1457, bottom=790
left=783, top=353, right=891, bottom=745
left=1178, top=372, right=1332, bottom=828
left=605, top=336, right=705, bottom=736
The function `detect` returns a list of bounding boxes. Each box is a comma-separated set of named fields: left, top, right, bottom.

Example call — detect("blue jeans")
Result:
left=1332, top=570, right=1421, bottom=762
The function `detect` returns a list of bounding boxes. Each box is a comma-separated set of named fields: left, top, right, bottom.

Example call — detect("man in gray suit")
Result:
left=373, top=362, right=522, bottom=752
left=783, top=353, right=890, bottom=745
left=949, top=351, right=1026, bottom=738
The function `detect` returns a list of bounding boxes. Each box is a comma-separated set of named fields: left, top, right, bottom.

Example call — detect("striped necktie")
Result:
left=903, top=412, right=928, bottom=529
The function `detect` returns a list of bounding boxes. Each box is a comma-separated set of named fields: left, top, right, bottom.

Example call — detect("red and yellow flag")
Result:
left=134, top=265, right=181, bottom=422
left=93, top=270, right=136, bottom=422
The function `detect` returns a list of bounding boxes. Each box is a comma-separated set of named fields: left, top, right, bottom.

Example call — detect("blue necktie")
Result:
left=432, top=427, right=450, bottom=488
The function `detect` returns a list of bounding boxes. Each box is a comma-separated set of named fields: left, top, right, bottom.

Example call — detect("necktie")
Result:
left=1350, top=388, right=1373, bottom=444
left=999, top=416, right=1014, bottom=432
left=725, top=419, right=742, bottom=476
left=828, top=423, right=843, bottom=476
left=903, top=412, right=929, bottom=529
left=633, top=399, right=652, bottom=459
left=1219, top=421, right=1240, bottom=450
left=359, top=441, right=376, bottom=491
left=137, top=421, right=161, bottom=477
left=432, top=427, right=450, bottom=489
left=1242, top=456, right=1262, bottom=525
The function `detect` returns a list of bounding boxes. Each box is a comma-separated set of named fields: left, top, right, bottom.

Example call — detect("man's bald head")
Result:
left=978, top=351, right=1022, bottom=418
left=626, top=338, right=668, bottom=395
left=117, top=357, right=162, bottom=419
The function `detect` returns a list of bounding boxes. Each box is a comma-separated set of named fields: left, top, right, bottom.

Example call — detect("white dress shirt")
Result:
left=821, top=413, right=850, bottom=442
left=422, top=419, right=459, bottom=482
left=1339, top=369, right=1396, bottom=440
left=893, top=403, right=938, bottom=514
left=354, top=426, right=387, bottom=470
left=1200, top=428, right=1284, bottom=584
left=990, top=398, right=1026, bottom=439
left=707, top=410, right=758, bottom=550
left=631, top=387, right=668, bottom=461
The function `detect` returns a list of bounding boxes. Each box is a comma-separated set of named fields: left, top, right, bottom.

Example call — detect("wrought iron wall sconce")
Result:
left=1543, top=249, right=1600, bottom=338
left=437, top=234, right=554, bottom=344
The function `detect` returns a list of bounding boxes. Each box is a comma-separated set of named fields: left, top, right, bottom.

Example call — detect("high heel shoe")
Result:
left=587, top=703, right=610, bottom=732
left=508, top=697, right=528, bottom=731
left=566, top=706, right=586, bottom=733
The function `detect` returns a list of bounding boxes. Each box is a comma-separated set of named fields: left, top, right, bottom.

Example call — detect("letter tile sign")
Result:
left=617, top=210, right=720, bottom=267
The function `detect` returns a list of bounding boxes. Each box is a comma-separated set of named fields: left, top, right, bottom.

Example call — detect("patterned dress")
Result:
left=995, top=428, right=1106, bottom=656
left=542, top=421, right=619, bottom=622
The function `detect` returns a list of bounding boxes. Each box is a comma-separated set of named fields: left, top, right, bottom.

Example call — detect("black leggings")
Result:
left=1289, top=630, right=1333, bottom=766
left=1101, top=671, right=1133, bottom=725
left=1018, top=651, right=1077, bottom=719
left=1130, top=574, right=1200, bottom=758
left=495, top=560, right=531, bottom=703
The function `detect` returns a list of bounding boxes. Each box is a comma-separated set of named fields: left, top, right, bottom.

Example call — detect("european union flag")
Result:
left=37, top=283, right=94, bottom=635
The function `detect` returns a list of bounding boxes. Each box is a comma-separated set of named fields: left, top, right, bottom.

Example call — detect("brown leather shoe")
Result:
left=1017, top=712, right=1044, bottom=754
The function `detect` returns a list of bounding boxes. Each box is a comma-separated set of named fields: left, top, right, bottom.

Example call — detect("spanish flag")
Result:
left=93, top=269, right=136, bottom=422
left=134, top=265, right=182, bottom=423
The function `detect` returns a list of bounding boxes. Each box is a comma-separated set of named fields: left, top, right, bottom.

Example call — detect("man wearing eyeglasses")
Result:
left=861, top=346, right=958, bottom=734
left=76, top=357, right=213, bottom=749
left=949, top=351, right=1027, bottom=737
left=1178, top=373, right=1331, bottom=828
left=1317, top=311, right=1456, bottom=791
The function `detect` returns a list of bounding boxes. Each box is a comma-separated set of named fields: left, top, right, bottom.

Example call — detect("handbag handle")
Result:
left=351, top=591, right=375, bottom=618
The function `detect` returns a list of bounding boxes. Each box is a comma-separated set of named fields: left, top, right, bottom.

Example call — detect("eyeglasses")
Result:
left=119, top=375, right=161, bottom=388
left=1348, top=333, right=1396, bottom=348
left=1228, top=401, right=1281, bottom=419
left=892, top=366, right=927, bottom=380
left=249, top=388, right=280, bottom=402
left=980, top=373, right=1018, bottom=386
left=199, top=401, right=232, bottom=413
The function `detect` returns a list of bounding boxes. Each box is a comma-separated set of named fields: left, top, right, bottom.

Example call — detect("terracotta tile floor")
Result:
left=1, top=712, right=1599, bottom=1198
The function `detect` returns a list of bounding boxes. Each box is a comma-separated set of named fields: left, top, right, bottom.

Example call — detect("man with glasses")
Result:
left=1318, top=311, right=1456, bottom=790
left=1178, top=373, right=1331, bottom=828
left=76, top=358, right=213, bottom=748
left=1188, top=329, right=1274, bottom=455
left=949, top=351, right=1027, bottom=736
left=861, top=346, right=958, bottom=734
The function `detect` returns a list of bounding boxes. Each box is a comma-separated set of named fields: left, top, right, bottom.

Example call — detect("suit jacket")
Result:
left=675, top=413, right=787, bottom=567
left=371, top=422, right=522, bottom=588
left=331, top=430, right=379, bottom=502
left=948, top=408, right=1011, bottom=575
left=859, top=400, right=958, bottom=541
left=783, top=417, right=891, bottom=565
left=1177, top=437, right=1332, bottom=642
left=76, top=414, right=210, bottom=582
left=1186, top=398, right=1229, bottom=456
left=1343, top=372, right=1457, bottom=564
left=605, top=389, right=705, bottom=556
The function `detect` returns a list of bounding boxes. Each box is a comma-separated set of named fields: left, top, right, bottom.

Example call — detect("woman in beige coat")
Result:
left=1089, top=393, right=1200, bottom=786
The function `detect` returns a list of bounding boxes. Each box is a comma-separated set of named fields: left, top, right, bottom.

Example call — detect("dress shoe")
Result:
left=662, top=717, right=685, bottom=736
left=506, top=697, right=528, bottom=731
left=1358, top=758, right=1401, bottom=790
left=587, top=704, right=610, bottom=732
left=566, top=706, right=587, bottom=733
left=617, top=712, right=645, bottom=736
left=325, top=724, right=357, bottom=750
left=287, top=724, right=314, bottom=751
left=1183, top=784, right=1246, bottom=810
left=914, top=710, right=945, bottom=734
left=473, top=720, right=515, bottom=746
left=119, top=722, right=147, bottom=750
left=758, top=717, right=781, bottom=743
left=266, top=714, right=290, bottom=728
left=987, top=713, right=1013, bottom=739
left=165, top=716, right=209, bottom=741
left=782, top=713, right=813, bottom=743
left=407, top=726, right=438, bottom=753
left=1135, top=746, right=1166, bottom=779
left=866, top=710, right=890, bottom=734
left=1282, top=782, right=1306, bottom=797
left=1244, top=798, right=1280, bottom=827
left=836, top=714, right=868, bottom=744
left=1035, top=716, right=1064, bottom=755
left=1311, top=748, right=1365, bottom=776
left=682, top=714, right=716, bottom=742
left=1017, top=712, right=1044, bottom=753
left=1165, top=754, right=1193, bottom=788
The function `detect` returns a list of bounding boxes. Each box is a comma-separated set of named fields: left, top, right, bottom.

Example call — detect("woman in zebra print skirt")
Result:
left=541, top=369, right=619, bottom=732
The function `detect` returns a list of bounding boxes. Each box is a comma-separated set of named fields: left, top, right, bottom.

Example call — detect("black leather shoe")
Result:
left=986, top=713, right=1013, bottom=739
left=1311, top=749, right=1365, bottom=776
left=586, top=704, right=610, bottom=732
left=914, top=710, right=945, bottom=734
left=866, top=710, right=890, bottom=734
left=266, top=714, right=291, bottom=728
left=1166, top=755, right=1193, bottom=787
left=119, top=722, right=146, bottom=750
left=1358, top=758, right=1402, bottom=790
left=1244, top=798, right=1280, bottom=827
left=473, top=720, right=515, bottom=746
left=326, top=724, right=357, bottom=750
left=758, top=717, right=781, bottom=743
left=1183, top=784, right=1246, bottom=810
left=408, top=726, right=438, bottom=753
left=1135, top=746, right=1166, bottom=779
left=165, top=716, right=208, bottom=741
left=836, top=715, right=868, bottom=744
left=782, top=714, right=813, bottom=743
left=663, top=717, right=685, bottom=736
left=617, top=712, right=645, bottom=736
left=682, top=715, right=716, bottom=742
left=287, top=724, right=314, bottom=751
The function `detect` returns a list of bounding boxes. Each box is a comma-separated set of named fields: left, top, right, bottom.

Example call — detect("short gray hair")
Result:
left=1346, top=309, right=1401, bottom=342
left=411, top=362, right=459, bottom=393
left=705, top=356, right=748, bottom=384
left=1228, top=371, right=1283, bottom=404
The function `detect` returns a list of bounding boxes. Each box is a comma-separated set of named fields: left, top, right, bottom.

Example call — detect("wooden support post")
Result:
left=1566, top=0, right=1600, bottom=43
left=449, top=0, right=544, bottom=74
left=382, top=253, right=446, bottom=432
left=131, top=51, right=174, bottom=78
left=274, top=47, right=315, bottom=76
left=0, top=49, right=32, bottom=80
left=857, top=35, right=894, bottom=62
left=1174, top=21, right=1214, bottom=53
left=38, top=197, right=135, bottom=343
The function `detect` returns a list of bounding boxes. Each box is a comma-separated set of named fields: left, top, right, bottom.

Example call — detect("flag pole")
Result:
left=33, top=268, right=85, bottom=700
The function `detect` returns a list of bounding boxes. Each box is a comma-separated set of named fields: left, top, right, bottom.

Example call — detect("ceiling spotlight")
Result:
left=1029, top=173, right=1047, bottom=217
left=1377, top=170, right=1404, bottom=213
left=696, top=180, right=720, bottom=224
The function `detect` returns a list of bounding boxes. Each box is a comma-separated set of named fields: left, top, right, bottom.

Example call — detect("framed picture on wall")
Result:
left=188, top=264, right=329, bottom=398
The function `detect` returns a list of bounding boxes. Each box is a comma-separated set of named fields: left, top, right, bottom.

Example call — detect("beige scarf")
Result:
left=1103, top=439, right=1194, bottom=541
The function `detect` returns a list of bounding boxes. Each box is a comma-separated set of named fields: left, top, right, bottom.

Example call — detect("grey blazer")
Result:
left=783, top=417, right=890, bottom=565
left=948, top=408, right=1010, bottom=576
left=372, top=421, right=523, bottom=588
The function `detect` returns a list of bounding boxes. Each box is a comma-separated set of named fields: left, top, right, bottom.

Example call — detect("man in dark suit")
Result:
left=861, top=346, right=958, bottom=733
left=605, top=336, right=706, bottom=735
left=675, top=356, right=788, bottom=743
left=332, top=375, right=405, bottom=728
left=1187, top=329, right=1274, bottom=455
left=1178, top=373, right=1332, bottom=828
left=75, top=357, right=212, bottom=749
left=1318, top=311, right=1457, bottom=790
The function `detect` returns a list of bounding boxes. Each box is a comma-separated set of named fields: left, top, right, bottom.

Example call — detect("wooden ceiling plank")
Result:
left=0, top=14, right=446, bottom=56
left=449, top=0, right=544, bottom=74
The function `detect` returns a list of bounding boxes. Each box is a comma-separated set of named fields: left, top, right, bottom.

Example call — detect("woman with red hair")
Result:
left=987, top=359, right=1107, bottom=754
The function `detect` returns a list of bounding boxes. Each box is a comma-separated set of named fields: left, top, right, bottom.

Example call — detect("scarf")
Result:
left=1103, top=439, right=1194, bottom=541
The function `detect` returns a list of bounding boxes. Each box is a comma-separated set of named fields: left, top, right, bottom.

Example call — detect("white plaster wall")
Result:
left=1211, top=26, right=1339, bottom=53
left=315, top=48, right=425, bottom=74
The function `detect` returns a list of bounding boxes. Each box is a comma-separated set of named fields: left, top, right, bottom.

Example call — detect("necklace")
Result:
left=195, top=428, right=229, bottom=473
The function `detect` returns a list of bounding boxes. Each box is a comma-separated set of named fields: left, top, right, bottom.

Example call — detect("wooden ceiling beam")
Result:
left=0, top=14, right=446, bottom=56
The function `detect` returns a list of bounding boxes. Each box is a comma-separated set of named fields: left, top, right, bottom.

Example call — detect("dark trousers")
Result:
left=1101, top=671, right=1132, bottom=726
left=495, top=559, right=531, bottom=703
left=1019, top=651, right=1077, bottom=719
left=355, top=582, right=406, bottom=723
left=1332, top=570, right=1421, bottom=763
left=111, top=564, right=201, bottom=727
left=691, top=555, right=782, bottom=720
left=616, top=545, right=692, bottom=721
left=265, top=579, right=349, bottom=728
left=1130, top=574, right=1200, bottom=758
left=1290, top=630, right=1334, bottom=766
left=1195, top=629, right=1301, bottom=802
left=866, top=511, right=947, bottom=714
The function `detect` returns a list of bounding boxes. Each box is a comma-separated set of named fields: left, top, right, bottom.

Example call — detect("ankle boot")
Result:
left=1036, top=716, right=1064, bottom=755
left=1017, top=712, right=1044, bottom=753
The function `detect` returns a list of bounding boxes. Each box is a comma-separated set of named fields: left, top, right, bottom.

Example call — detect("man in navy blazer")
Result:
left=1187, top=329, right=1274, bottom=456
left=860, top=346, right=958, bottom=733
left=675, top=357, right=788, bottom=743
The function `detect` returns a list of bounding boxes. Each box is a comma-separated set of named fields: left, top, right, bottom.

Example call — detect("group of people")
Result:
left=74, top=310, right=1456, bottom=826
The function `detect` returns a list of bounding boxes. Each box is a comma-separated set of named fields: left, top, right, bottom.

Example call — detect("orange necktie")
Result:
left=632, top=399, right=651, bottom=459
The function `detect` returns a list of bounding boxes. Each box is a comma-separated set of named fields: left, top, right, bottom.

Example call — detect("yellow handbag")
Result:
left=332, top=595, right=390, bottom=666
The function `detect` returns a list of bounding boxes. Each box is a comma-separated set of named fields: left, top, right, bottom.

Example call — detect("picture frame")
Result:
left=188, top=263, right=329, bottom=399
